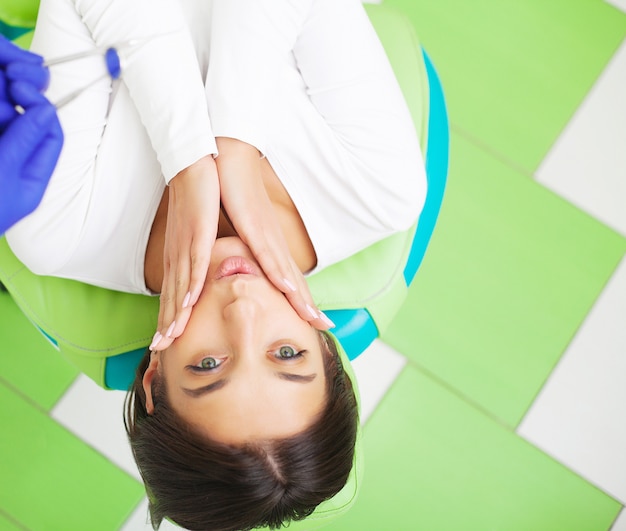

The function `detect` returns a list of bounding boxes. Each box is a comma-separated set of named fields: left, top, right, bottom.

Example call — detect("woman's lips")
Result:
left=214, top=256, right=260, bottom=280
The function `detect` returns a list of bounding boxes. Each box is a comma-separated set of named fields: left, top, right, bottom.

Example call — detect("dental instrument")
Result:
left=42, top=37, right=157, bottom=109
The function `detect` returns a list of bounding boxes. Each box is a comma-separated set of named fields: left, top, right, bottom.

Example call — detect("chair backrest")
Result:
left=0, top=3, right=448, bottom=392
left=0, top=0, right=37, bottom=39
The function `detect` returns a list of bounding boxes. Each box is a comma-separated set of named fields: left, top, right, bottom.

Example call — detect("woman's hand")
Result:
left=152, top=155, right=220, bottom=351
left=216, top=137, right=333, bottom=331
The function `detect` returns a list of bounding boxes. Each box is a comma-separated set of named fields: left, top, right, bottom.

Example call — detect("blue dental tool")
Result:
left=105, top=47, right=121, bottom=79
left=42, top=32, right=177, bottom=109
left=43, top=42, right=127, bottom=109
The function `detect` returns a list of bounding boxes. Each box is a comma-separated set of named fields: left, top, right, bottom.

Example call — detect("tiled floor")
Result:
left=1, top=1, right=625, bottom=530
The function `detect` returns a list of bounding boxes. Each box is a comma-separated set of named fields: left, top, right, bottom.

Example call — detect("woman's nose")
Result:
left=223, top=295, right=260, bottom=327
left=222, top=297, right=265, bottom=363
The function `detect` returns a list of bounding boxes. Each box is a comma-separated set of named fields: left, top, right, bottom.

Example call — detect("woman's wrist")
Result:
left=216, top=137, right=261, bottom=159
left=215, top=137, right=263, bottom=190
left=170, top=155, right=219, bottom=188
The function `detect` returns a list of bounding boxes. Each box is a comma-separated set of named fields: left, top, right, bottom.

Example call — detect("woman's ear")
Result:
left=142, top=353, right=160, bottom=415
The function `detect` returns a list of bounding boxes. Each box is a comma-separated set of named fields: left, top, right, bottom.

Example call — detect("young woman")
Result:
left=6, top=0, right=426, bottom=529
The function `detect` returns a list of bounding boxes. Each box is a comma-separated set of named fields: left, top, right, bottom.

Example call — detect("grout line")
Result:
left=604, top=0, right=626, bottom=14
left=377, top=347, right=559, bottom=445
left=48, top=373, right=83, bottom=414
left=50, top=372, right=83, bottom=410
left=118, top=493, right=149, bottom=531
left=400, top=355, right=626, bottom=504
left=450, top=122, right=537, bottom=178
left=0, top=370, right=84, bottom=419
left=392, top=345, right=626, bottom=503
left=359, top=363, right=408, bottom=430
left=401, top=354, right=521, bottom=433
left=520, top=435, right=626, bottom=507
left=0, top=376, right=51, bottom=416
left=609, top=506, right=626, bottom=531
left=516, top=253, right=626, bottom=428
left=0, top=507, right=29, bottom=531
left=0, top=375, right=141, bottom=485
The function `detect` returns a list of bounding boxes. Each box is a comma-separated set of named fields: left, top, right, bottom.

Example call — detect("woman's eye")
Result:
left=276, top=346, right=304, bottom=360
left=198, top=357, right=221, bottom=370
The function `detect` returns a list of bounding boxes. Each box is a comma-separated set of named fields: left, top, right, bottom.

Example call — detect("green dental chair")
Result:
left=0, top=2, right=449, bottom=528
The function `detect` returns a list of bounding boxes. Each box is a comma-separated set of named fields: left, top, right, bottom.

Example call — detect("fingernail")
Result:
left=166, top=321, right=176, bottom=338
left=306, top=304, right=319, bottom=320
left=149, top=331, right=163, bottom=350
left=283, top=278, right=296, bottom=292
left=182, top=291, right=191, bottom=309
left=319, top=311, right=335, bottom=329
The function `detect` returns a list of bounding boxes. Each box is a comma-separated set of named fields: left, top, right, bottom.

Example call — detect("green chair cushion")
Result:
left=0, top=0, right=39, bottom=30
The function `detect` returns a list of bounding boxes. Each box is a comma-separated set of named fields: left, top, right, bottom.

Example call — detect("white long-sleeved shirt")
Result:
left=7, top=0, right=427, bottom=294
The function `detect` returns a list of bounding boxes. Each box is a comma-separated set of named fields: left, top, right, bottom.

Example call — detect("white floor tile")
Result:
left=612, top=509, right=626, bottom=531
left=351, top=339, right=407, bottom=424
left=50, top=374, right=141, bottom=481
left=606, top=0, right=626, bottom=14
left=518, top=256, right=626, bottom=504
left=535, top=39, right=626, bottom=237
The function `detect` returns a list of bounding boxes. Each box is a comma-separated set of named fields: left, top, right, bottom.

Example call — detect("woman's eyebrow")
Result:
left=183, top=378, right=230, bottom=398
left=182, top=373, right=316, bottom=398
left=276, top=372, right=317, bottom=383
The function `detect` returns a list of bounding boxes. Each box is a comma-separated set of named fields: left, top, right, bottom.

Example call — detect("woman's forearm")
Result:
left=207, top=1, right=313, bottom=156
left=74, top=0, right=217, bottom=183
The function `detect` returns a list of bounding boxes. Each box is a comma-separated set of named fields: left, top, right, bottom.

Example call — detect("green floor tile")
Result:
left=382, top=132, right=626, bottom=427
left=0, top=512, right=22, bottom=531
left=0, top=291, right=78, bottom=411
left=386, top=0, right=626, bottom=173
left=324, top=366, right=621, bottom=531
left=0, top=383, right=144, bottom=530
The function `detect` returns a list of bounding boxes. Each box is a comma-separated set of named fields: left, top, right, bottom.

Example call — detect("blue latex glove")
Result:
left=0, top=36, right=48, bottom=127
left=0, top=36, right=63, bottom=234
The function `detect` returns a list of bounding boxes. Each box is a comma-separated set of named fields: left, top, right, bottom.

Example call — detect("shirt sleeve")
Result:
left=74, top=0, right=217, bottom=183
left=206, top=0, right=314, bottom=155
left=207, top=0, right=426, bottom=263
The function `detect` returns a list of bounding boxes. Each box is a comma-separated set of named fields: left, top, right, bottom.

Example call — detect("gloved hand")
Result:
left=0, top=35, right=44, bottom=65
left=0, top=36, right=49, bottom=129
left=0, top=36, right=63, bottom=234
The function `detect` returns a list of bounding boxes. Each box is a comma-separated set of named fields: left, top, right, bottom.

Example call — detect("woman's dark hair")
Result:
left=124, top=331, right=358, bottom=531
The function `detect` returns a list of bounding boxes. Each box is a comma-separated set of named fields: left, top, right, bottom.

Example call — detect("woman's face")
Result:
left=143, top=237, right=326, bottom=444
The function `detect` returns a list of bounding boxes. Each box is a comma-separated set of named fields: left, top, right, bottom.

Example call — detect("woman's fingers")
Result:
left=187, top=232, right=212, bottom=308
left=284, top=265, right=335, bottom=331
left=167, top=233, right=212, bottom=339
left=236, top=205, right=330, bottom=329
left=153, top=254, right=189, bottom=351
left=248, top=234, right=333, bottom=330
left=154, top=214, right=191, bottom=349
left=151, top=156, right=220, bottom=351
left=290, top=263, right=335, bottom=330
left=153, top=243, right=177, bottom=350
left=215, top=138, right=329, bottom=329
left=159, top=237, right=212, bottom=343
left=171, top=245, right=191, bottom=334
left=0, top=36, right=43, bottom=66
left=6, top=61, right=50, bottom=92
